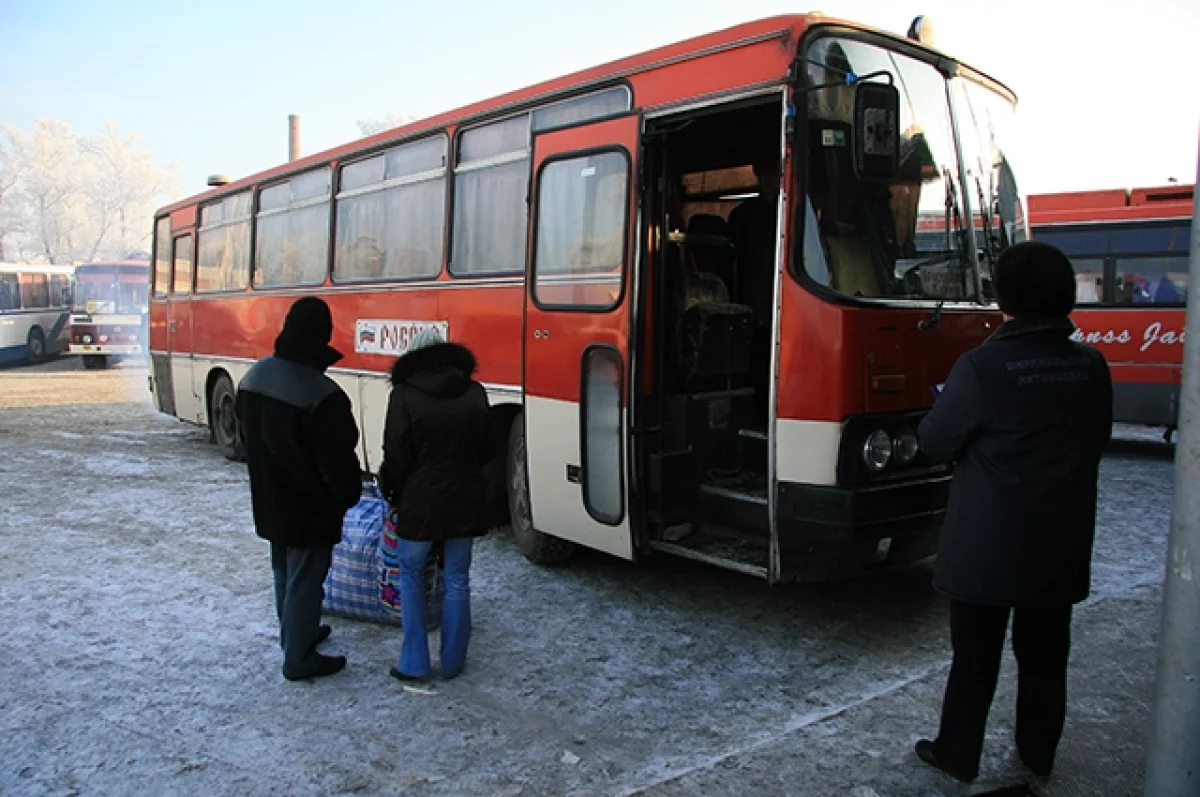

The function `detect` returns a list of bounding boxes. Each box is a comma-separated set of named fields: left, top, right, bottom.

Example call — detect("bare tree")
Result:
left=0, top=137, right=24, bottom=262
left=3, top=119, right=179, bottom=264
left=356, top=113, right=419, bottom=137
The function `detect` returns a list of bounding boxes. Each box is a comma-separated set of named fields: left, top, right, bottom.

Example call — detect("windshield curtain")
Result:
left=799, top=37, right=1018, bottom=304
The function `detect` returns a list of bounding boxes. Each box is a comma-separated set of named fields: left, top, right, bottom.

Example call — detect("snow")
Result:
left=0, top=358, right=1177, bottom=796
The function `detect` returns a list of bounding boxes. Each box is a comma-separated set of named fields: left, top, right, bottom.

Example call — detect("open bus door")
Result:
left=520, top=115, right=641, bottom=560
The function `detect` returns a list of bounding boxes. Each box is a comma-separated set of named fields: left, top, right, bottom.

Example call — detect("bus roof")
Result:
left=159, top=13, right=1014, bottom=216
left=1028, top=184, right=1194, bottom=226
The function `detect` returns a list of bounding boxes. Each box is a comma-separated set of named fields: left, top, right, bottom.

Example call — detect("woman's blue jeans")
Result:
left=395, top=537, right=473, bottom=678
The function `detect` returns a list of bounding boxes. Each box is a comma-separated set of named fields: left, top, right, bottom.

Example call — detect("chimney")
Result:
left=288, top=114, right=301, bottom=162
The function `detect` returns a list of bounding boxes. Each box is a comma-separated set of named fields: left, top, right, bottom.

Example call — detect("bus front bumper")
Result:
left=775, top=475, right=950, bottom=583
left=67, top=344, right=142, bottom=356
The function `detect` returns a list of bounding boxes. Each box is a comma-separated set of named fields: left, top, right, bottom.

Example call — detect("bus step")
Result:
left=650, top=534, right=768, bottom=579
left=698, top=481, right=769, bottom=535
left=737, top=428, right=768, bottom=475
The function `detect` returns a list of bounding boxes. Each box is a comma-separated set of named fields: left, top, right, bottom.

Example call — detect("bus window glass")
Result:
left=197, top=191, right=252, bottom=292
left=334, top=137, right=446, bottom=282
left=1070, top=258, right=1106, bottom=304
left=119, top=269, right=149, bottom=313
left=1034, top=229, right=1109, bottom=256
left=19, top=274, right=50, bottom=309
left=534, top=151, right=628, bottom=308
left=50, top=275, right=71, bottom=307
left=173, top=236, right=194, bottom=294
left=954, top=78, right=1027, bottom=297
left=452, top=117, right=530, bottom=276
left=1110, top=223, right=1190, bottom=254
left=1115, top=256, right=1189, bottom=304
left=153, top=217, right=171, bottom=297
left=582, top=346, right=623, bottom=525
left=0, top=274, right=19, bottom=310
left=255, top=168, right=331, bottom=287
left=532, top=87, right=631, bottom=132
left=802, top=37, right=977, bottom=302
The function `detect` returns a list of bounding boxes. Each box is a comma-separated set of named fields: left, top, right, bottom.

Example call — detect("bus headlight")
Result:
left=82, top=335, right=93, bottom=344
left=893, top=428, right=920, bottom=465
left=862, top=430, right=892, bottom=472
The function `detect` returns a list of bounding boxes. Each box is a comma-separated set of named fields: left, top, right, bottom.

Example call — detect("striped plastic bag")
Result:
left=380, top=508, right=444, bottom=629
left=322, top=483, right=401, bottom=625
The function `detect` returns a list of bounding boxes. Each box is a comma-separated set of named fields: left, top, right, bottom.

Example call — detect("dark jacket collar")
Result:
left=989, top=316, right=1076, bottom=344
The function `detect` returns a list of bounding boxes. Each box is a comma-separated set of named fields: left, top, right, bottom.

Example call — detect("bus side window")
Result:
left=0, top=274, right=19, bottom=310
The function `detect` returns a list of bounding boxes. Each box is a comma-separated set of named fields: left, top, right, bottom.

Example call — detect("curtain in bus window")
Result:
left=197, top=193, right=252, bottom=292
left=19, top=274, right=50, bottom=309
left=0, top=274, right=19, bottom=310
left=51, top=275, right=71, bottom=307
left=1115, top=256, right=1189, bottom=304
left=452, top=159, right=529, bottom=275
left=154, top=217, right=171, bottom=297
left=534, top=152, right=627, bottom=308
left=256, top=204, right=329, bottom=287
left=1035, top=229, right=1109, bottom=257
left=1071, top=258, right=1106, bottom=304
left=1110, top=224, right=1191, bottom=255
left=334, top=178, right=444, bottom=281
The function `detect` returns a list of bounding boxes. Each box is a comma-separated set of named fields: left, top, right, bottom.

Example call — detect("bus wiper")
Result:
left=974, top=175, right=998, bottom=271
left=919, top=300, right=945, bottom=331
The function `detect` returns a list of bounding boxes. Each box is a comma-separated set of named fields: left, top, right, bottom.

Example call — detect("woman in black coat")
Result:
left=378, top=328, right=493, bottom=680
left=914, top=242, right=1113, bottom=783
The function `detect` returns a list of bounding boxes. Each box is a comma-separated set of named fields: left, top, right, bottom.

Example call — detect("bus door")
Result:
left=168, top=235, right=200, bottom=423
left=522, top=115, right=641, bottom=559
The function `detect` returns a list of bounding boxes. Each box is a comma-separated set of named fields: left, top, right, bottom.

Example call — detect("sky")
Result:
left=2, top=0, right=1198, bottom=202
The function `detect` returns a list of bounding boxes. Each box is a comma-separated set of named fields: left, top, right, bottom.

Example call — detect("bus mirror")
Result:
left=852, top=81, right=900, bottom=182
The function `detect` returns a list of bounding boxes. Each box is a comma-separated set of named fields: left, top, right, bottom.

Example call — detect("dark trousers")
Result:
left=269, top=543, right=333, bottom=676
left=935, top=600, right=1073, bottom=776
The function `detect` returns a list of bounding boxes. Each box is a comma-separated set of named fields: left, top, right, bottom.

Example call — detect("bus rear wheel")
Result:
left=507, top=412, right=574, bottom=565
left=83, top=355, right=108, bottom=370
left=210, top=374, right=245, bottom=461
left=26, top=328, right=45, bottom=364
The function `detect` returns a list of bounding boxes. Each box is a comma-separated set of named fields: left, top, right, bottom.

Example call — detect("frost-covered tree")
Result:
left=356, top=113, right=419, bottom=137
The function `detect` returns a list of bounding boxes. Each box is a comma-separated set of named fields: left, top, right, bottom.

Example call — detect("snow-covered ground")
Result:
left=0, top=357, right=1176, bottom=796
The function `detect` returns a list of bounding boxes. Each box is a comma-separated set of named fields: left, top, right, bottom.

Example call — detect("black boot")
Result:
left=915, top=739, right=977, bottom=783
left=284, top=653, right=346, bottom=681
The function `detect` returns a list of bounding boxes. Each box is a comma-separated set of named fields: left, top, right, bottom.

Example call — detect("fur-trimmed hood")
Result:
left=390, top=342, right=478, bottom=398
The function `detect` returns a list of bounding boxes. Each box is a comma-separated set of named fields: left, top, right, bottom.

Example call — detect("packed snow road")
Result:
left=0, top=357, right=1174, bottom=796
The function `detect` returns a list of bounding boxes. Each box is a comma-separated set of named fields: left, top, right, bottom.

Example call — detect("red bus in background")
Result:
left=149, top=14, right=1023, bottom=583
left=67, top=259, right=151, bottom=369
left=1028, top=185, right=1191, bottom=436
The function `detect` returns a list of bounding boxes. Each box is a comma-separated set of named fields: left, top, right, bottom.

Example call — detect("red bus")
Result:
left=67, top=259, right=151, bottom=369
left=149, top=14, right=1022, bottom=583
left=1028, top=185, right=1191, bottom=436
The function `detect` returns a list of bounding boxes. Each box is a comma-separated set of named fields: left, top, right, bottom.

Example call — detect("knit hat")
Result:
left=274, top=296, right=341, bottom=369
left=407, top=326, right=445, bottom=354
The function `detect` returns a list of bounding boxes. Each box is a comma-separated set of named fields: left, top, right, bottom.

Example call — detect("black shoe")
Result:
left=1019, top=753, right=1053, bottom=778
left=283, top=654, right=346, bottom=681
left=389, top=666, right=425, bottom=682
left=315, top=624, right=332, bottom=645
left=915, top=739, right=977, bottom=783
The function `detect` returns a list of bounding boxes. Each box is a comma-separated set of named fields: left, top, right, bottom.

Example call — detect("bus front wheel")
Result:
left=210, top=374, right=245, bottom=462
left=507, top=412, right=574, bottom=565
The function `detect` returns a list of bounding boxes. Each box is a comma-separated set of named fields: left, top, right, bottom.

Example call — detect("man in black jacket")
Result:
left=236, top=297, right=362, bottom=681
left=915, top=242, right=1113, bottom=783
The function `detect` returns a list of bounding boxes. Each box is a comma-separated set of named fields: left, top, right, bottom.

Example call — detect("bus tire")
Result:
left=209, top=373, right=245, bottom=462
left=83, top=355, right=108, bottom=370
left=507, top=412, right=574, bottom=565
left=25, top=327, right=46, bottom=364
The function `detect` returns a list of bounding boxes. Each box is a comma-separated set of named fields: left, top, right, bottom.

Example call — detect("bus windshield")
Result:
left=800, top=36, right=1022, bottom=304
left=74, top=268, right=149, bottom=315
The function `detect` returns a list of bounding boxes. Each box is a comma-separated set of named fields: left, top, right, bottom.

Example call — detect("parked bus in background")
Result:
left=66, top=259, right=151, bottom=369
left=0, top=263, right=73, bottom=365
left=149, top=14, right=1023, bottom=584
left=1028, top=184, right=1191, bottom=438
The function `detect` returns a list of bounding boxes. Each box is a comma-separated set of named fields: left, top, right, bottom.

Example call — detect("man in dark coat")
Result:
left=915, top=241, right=1113, bottom=782
left=378, top=327, right=493, bottom=680
left=236, top=297, right=362, bottom=681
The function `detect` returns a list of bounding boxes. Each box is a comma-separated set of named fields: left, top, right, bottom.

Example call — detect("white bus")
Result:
left=0, top=263, right=74, bottom=365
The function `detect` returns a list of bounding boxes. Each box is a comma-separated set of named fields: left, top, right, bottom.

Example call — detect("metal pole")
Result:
left=288, top=115, right=300, bottom=162
left=1144, top=134, right=1200, bottom=797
